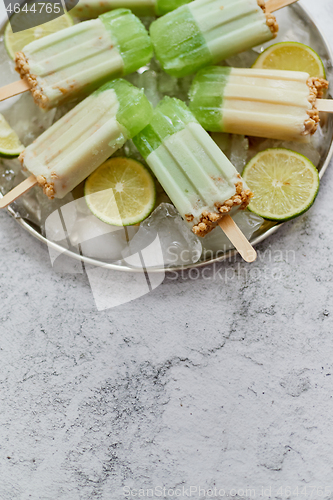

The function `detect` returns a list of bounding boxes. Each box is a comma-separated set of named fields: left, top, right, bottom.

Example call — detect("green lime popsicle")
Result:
left=67, top=0, right=192, bottom=18
left=189, top=66, right=329, bottom=141
left=133, top=97, right=252, bottom=237
left=150, top=0, right=277, bottom=78
left=15, top=9, right=153, bottom=110
left=21, top=79, right=153, bottom=199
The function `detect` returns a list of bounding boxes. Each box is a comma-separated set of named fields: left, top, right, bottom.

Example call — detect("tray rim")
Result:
left=1, top=2, right=333, bottom=274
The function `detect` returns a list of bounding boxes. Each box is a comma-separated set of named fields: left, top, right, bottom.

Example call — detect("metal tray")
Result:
left=1, top=2, right=333, bottom=273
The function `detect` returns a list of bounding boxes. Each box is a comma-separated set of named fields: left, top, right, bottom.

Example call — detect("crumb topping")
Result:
left=15, top=52, right=49, bottom=109
left=19, top=151, right=56, bottom=198
left=18, top=150, right=25, bottom=164
left=35, top=175, right=56, bottom=199
left=191, top=176, right=253, bottom=238
left=303, top=77, right=329, bottom=135
left=257, top=0, right=279, bottom=36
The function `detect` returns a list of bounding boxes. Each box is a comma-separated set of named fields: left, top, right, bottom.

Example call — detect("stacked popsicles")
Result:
left=1, top=0, right=329, bottom=263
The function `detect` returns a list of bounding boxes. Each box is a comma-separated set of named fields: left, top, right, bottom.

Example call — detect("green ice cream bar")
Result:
left=133, top=97, right=252, bottom=237
left=67, top=0, right=192, bottom=19
left=21, top=79, right=153, bottom=199
left=15, top=9, right=153, bottom=110
left=155, top=0, right=192, bottom=15
left=101, top=9, right=153, bottom=74
left=150, top=0, right=278, bottom=78
left=189, top=66, right=329, bottom=142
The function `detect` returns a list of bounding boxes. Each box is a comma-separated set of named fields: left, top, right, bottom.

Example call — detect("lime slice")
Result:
left=242, top=148, right=320, bottom=221
left=0, top=114, right=24, bottom=158
left=85, top=157, right=156, bottom=226
left=4, top=13, right=74, bottom=59
left=252, top=42, right=326, bottom=78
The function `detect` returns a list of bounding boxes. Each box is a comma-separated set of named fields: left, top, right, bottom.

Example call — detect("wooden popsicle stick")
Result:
left=316, top=99, right=333, bottom=113
left=0, top=175, right=37, bottom=209
left=219, top=215, right=257, bottom=263
left=0, top=80, right=30, bottom=102
left=265, top=0, right=299, bottom=14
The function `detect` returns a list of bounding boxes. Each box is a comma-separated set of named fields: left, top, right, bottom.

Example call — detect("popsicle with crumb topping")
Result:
left=19, top=79, right=153, bottom=199
left=150, top=0, right=278, bottom=78
left=14, top=9, right=153, bottom=110
left=133, top=97, right=253, bottom=237
left=66, top=0, right=192, bottom=18
left=189, top=66, right=329, bottom=141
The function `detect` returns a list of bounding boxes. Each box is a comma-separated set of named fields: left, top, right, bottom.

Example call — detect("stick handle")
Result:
left=219, top=215, right=257, bottom=263
left=0, top=175, right=37, bottom=209
left=0, top=80, right=30, bottom=102
left=265, top=0, right=299, bottom=13
left=316, top=99, right=333, bottom=113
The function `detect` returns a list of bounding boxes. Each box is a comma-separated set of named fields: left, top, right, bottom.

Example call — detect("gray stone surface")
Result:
left=1, top=1, right=333, bottom=498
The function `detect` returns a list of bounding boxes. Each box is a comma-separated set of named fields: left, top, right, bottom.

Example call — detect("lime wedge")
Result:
left=252, top=42, right=326, bottom=78
left=4, top=13, right=74, bottom=59
left=242, top=148, right=320, bottom=221
left=85, top=157, right=156, bottom=226
left=0, top=114, right=24, bottom=158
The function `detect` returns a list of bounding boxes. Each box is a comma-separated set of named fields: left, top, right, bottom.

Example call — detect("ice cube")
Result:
left=211, top=133, right=249, bottom=173
left=123, top=203, right=203, bottom=268
left=137, top=69, right=161, bottom=107
left=251, top=137, right=321, bottom=167
left=41, top=194, right=128, bottom=262
left=158, top=72, right=179, bottom=96
left=225, top=50, right=259, bottom=68
left=177, top=74, right=195, bottom=104
left=2, top=92, right=56, bottom=146
left=126, top=66, right=162, bottom=107
left=228, top=135, right=250, bottom=173
left=72, top=217, right=127, bottom=262
left=273, top=7, right=312, bottom=47
left=0, top=36, right=23, bottom=113
left=201, top=210, right=264, bottom=257
left=39, top=192, right=76, bottom=233
left=0, top=36, right=17, bottom=84
left=211, top=132, right=231, bottom=155
left=0, top=157, right=22, bottom=194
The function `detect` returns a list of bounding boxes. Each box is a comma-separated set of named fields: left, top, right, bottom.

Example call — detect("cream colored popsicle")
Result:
left=150, top=0, right=278, bottom=78
left=133, top=97, right=252, bottom=237
left=66, top=0, right=192, bottom=18
left=20, top=79, right=153, bottom=199
left=14, top=9, right=153, bottom=110
left=189, top=67, right=329, bottom=141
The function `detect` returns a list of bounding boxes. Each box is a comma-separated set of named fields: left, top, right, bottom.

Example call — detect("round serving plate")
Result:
left=1, top=2, right=333, bottom=273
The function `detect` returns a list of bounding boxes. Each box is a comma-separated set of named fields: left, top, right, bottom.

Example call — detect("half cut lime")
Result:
left=0, top=114, right=24, bottom=158
left=242, top=148, right=320, bottom=221
left=252, top=42, right=326, bottom=78
left=85, top=157, right=156, bottom=226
